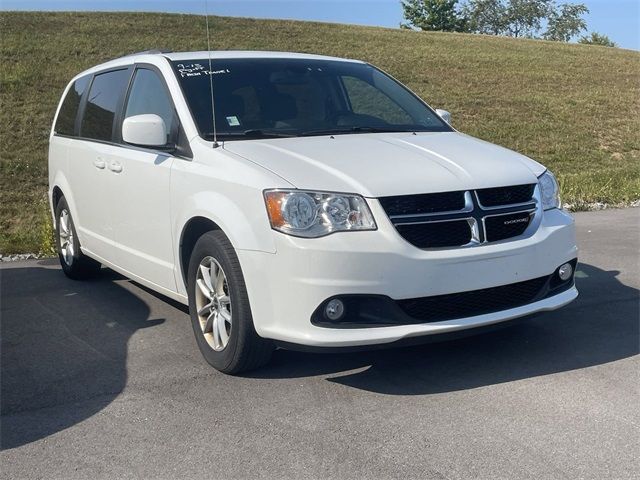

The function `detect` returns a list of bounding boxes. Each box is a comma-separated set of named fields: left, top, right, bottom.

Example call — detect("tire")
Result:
left=187, top=230, right=273, bottom=374
left=55, top=196, right=102, bottom=280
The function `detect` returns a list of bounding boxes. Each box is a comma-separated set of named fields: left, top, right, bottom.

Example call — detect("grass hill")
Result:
left=1, top=11, right=638, bottom=254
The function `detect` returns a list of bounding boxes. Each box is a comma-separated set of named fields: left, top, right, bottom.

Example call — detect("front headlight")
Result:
left=538, top=170, right=560, bottom=210
left=264, top=189, right=377, bottom=238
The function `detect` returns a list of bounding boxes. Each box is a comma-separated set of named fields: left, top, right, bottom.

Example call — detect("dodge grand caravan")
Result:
left=49, top=51, right=578, bottom=373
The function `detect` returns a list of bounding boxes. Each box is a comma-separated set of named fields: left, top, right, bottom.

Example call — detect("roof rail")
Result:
left=123, top=49, right=173, bottom=57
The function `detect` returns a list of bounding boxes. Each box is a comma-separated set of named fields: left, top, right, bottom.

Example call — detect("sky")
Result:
left=2, top=0, right=638, bottom=50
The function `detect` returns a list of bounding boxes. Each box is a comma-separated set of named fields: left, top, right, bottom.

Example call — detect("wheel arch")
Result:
left=178, top=216, right=223, bottom=290
left=52, top=185, right=64, bottom=211
left=49, top=172, right=79, bottom=226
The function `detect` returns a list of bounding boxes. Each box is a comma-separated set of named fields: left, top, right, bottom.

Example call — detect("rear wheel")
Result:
left=187, top=230, right=273, bottom=374
left=55, top=196, right=101, bottom=280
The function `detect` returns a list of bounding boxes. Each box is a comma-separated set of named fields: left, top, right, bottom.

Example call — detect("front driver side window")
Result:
left=124, top=68, right=176, bottom=143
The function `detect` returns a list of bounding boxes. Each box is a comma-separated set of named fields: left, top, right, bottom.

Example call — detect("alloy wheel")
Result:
left=58, top=209, right=75, bottom=266
left=195, top=256, right=232, bottom=351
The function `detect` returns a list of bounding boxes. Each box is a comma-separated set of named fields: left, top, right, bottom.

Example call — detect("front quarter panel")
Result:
left=171, top=140, right=293, bottom=296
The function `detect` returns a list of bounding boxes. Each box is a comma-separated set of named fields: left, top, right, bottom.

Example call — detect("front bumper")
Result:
left=238, top=203, right=578, bottom=347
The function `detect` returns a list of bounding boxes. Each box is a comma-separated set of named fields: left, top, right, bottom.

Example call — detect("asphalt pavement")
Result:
left=1, top=208, right=639, bottom=479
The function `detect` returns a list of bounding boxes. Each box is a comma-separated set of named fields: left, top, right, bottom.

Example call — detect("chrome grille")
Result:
left=381, top=184, right=539, bottom=249
left=379, top=191, right=466, bottom=216
left=396, top=219, right=472, bottom=248
left=476, top=184, right=536, bottom=208
left=484, top=210, right=533, bottom=242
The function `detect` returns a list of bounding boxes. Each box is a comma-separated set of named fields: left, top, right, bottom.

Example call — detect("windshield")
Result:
left=172, top=58, right=452, bottom=140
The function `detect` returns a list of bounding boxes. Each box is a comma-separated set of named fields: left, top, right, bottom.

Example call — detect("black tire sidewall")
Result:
left=54, top=197, right=82, bottom=276
left=187, top=231, right=252, bottom=372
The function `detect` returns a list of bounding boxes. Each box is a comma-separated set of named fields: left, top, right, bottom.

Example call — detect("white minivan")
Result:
left=49, top=50, right=578, bottom=373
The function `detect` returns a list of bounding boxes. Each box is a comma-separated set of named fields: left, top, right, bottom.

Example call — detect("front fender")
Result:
left=172, top=187, right=280, bottom=297
left=174, top=190, right=277, bottom=254
left=170, top=141, right=294, bottom=296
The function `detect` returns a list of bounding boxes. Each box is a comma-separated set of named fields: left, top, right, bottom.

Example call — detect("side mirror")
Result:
left=122, top=114, right=168, bottom=148
left=435, top=109, right=452, bottom=125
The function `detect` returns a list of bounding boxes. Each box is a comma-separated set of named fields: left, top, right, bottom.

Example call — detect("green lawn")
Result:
left=1, top=11, right=639, bottom=254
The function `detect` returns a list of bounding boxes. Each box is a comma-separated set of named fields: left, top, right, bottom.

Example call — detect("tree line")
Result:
left=401, top=0, right=617, bottom=46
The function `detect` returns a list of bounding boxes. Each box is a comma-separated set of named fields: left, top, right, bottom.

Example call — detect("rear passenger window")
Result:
left=81, top=69, right=130, bottom=142
left=55, top=76, right=90, bottom=136
left=124, top=69, right=176, bottom=142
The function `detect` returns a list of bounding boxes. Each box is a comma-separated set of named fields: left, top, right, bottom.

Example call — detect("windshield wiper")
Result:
left=299, top=126, right=413, bottom=137
left=205, top=129, right=297, bottom=140
left=204, top=126, right=418, bottom=141
left=242, top=129, right=298, bottom=138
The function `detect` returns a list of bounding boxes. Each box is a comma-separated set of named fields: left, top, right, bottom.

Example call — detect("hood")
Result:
left=223, top=132, right=545, bottom=197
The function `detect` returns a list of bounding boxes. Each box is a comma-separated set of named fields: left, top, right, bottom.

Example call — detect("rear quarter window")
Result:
left=54, top=76, right=90, bottom=136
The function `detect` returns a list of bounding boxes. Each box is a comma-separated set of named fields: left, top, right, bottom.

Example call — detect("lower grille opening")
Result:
left=397, top=276, right=548, bottom=322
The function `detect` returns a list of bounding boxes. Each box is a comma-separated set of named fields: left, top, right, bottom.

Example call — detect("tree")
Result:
left=463, top=0, right=508, bottom=35
left=544, top=3, right=589, bottom=41
left=463, top=0, right=552, bottom=37
left=502, top=0, right=554, bottom=38
left=578, top=32, right=617, bottom=47
left=401, top=0, right=468, bottom=32
left=405, top=0, right=598, bottom=43
left=462, top=0, right=591, bottom=41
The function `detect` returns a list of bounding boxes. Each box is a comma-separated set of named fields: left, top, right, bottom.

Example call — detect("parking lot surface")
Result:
left=1, top=208, right=639, bottom=479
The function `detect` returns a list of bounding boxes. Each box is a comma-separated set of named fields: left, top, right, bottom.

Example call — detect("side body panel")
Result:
left=110, top=146, right=177, bottom=291
left=66, top=139, right=116, bottom=258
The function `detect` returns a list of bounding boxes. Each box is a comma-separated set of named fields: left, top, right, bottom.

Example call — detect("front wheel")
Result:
left=187, top=230, right=273, bottom=374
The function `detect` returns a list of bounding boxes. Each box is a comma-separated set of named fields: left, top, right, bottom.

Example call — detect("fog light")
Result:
left=558, top=263, right=573, bottom=281
left=325, top=299, right=345, bottom=321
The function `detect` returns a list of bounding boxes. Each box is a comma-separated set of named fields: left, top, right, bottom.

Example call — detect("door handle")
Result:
left=93, top=159, right=106, bottom=169
left=109, top=162, right=123, bottom=173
